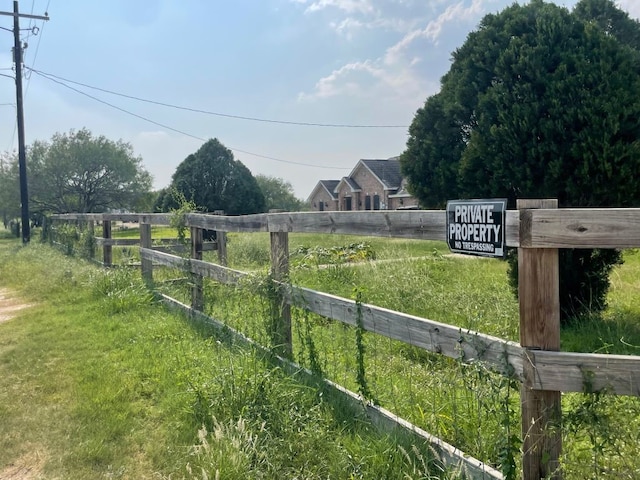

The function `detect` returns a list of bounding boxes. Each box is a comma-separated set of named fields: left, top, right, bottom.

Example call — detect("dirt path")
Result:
left=0, top=451, right=46, bottom=480
left=0, top=288, right=32, bottom=325
left=0, top=290, right=43, bottom=479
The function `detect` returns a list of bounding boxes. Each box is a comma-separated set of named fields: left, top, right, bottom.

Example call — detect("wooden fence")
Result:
left=50, top=202, right=640, bottom=480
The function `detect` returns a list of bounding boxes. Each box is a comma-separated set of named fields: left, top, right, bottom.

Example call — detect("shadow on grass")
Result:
left=561, top=308, right=640, bottom=355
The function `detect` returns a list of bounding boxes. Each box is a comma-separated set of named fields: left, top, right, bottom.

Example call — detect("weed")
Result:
left=354, top=287, right=376, bottom=404
left=169, top=189, right=198, bottom=245
left=292, top=242, right=376, bottom=268
left=295, top=307, right=323, bottom=377
left=91, top=268, right=155, bottom=314
left=186, top=417, right=267, bottom=480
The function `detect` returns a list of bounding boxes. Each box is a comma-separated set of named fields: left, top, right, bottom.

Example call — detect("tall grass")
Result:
left=0, top=234, right=454, bottom=479
left=22, top=224, right=640, bottom=478
left=165, top=232, right=640, bottom=479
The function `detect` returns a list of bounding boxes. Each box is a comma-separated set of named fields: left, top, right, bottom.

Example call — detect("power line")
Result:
left=26, top=67, right=410, bottom=129
left=24, top=0, right=51, bottom=97
left=32, top=70, right=350, bottom=170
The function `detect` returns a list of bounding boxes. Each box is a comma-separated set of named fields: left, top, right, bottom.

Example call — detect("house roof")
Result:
left=336, top=176, right=361, bottom=193
left=319, top=180, right=339, bottom=198
left=308, top=156, right=414, bottom=203
left=358, top=158, right=403, bottom=191
left=307, top=180, right=339, bottom=203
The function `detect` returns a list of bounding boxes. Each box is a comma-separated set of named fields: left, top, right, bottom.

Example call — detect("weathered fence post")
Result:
left=191, top=225, right=204, bottom=311
left=213, top=210, right=227, bottom=266
left=270, top=228, right=292, bottom=358
left=45, top=216, right=53, bottom=244
left=102, top=217, right=112, bottom=267
left=518, top=199, right=562, bottom=480
left=87, top=219, right=96, bottom=261
left=140, top=218, right=152, bottom=284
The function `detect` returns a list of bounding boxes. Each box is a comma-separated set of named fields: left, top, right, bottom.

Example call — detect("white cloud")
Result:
left=301, top=0, right=376, bottom=15
left=297, top=54, right=437, bottom=110
left=294, top=0, right=426, bottom=37
left=298, top=60, right=383, bottom=100
left=330, top=17, right=364, bottom=39
left=424, top=0, right=485, bottom=43
left=299, top=0, right=493, bottom=105
left=331, top=15, right=414, bottom=37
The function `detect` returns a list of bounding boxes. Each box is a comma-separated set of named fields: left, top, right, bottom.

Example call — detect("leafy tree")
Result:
left=0, top=153, right=20, bottom=228
left=255, top=174, right=306, bottom=212
left=27, top=128, right=152, bottom=214
left=152, top=187, right=172, bottom=212
left=401, top=0, right=640, bottom=321
left=574, top=0, right=640, bottom=50
left=164, top=138, right=266, bottom=215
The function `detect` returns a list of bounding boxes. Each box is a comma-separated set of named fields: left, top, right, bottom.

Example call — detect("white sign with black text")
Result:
left=446, top=199, right=507, bottom=258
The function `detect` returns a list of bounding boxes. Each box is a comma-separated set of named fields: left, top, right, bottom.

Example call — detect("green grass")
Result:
left=27, top=225, right=640, bottom=478
left=221, top=232, right=447, bottom=270
left=0, top=234, right=455, bottom=479
left=158, top=233, right=640, bottom=479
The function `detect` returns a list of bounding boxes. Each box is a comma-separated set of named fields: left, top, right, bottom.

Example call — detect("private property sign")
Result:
left=446, top=199, right=507, bottom=258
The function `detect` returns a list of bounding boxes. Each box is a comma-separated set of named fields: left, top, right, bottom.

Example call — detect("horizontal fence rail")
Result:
left=141, top=248, right=525, bottom=378
left=52, top=207, right=640, bottom=249
left=139, top=248, right=640, bottom=396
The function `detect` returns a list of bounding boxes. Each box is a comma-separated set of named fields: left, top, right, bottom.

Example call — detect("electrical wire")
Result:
left=32, top=69, right=351, bottom=170
left=24, top=0, right=51, bottom=97
left=27, top=67, right=410, bottom=129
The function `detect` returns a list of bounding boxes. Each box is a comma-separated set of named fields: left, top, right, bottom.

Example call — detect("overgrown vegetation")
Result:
left=0, top=234, right=454, bottom=479
left=15, top=223, right=640, bottom=478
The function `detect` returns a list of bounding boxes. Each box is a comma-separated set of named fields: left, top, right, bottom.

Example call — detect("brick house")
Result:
left=307, top=180, right=339, bottom=211
left=307, top=157, right=419, bottom=212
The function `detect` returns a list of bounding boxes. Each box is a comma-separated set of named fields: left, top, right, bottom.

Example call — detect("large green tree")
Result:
left=162, top=138, right=265, bottom=215
left=255, top=174, right=306, bottom=212
left=27, top=128, right=152, bottom=214
left=401, top=0, right=640, bottom=320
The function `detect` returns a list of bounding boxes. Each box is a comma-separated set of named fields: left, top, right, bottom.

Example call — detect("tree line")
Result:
left=0, top=130, right=307, bottom=229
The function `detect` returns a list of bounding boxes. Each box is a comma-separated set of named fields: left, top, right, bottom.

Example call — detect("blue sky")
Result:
left=1, top=0, right=639, bottom=199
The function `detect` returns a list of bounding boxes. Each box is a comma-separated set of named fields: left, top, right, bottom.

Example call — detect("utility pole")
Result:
left=0, top=1, right=49, bottom=243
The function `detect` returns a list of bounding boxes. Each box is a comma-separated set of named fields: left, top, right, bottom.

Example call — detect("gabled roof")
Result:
left=335, top=176, right=361, bottom=193
left=307, top=180, right=339, bottom=203
left=319, top=180, right=339, bottom=198
left=356, top=157, right=403, bottom=191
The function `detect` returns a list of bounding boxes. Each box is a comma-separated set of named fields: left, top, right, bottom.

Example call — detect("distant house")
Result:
left=307, top=180, right=339, bottom=211
left=307, top=157, right=419, bottom=212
